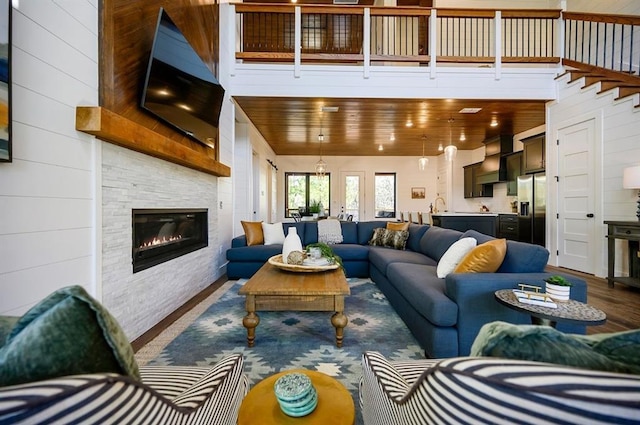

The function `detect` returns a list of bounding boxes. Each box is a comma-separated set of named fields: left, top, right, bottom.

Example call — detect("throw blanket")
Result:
left=318, top=219, right=343, bottom=244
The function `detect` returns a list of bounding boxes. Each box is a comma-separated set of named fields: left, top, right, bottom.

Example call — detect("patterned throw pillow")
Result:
left=368, top=227, right=387, bottom=246
left=368, top=228, right=409, bottom=250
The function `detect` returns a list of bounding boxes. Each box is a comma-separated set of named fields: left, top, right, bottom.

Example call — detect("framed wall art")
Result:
left=0, top=0, right=10, bottom=162
left=411, top=187, right=425, bottom=199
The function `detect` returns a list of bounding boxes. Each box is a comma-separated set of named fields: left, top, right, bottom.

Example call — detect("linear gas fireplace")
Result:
left=132, top=209, right=208, bottom=273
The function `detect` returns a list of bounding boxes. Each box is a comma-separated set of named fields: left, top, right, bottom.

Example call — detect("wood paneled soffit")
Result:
left=97, top=1, right=226, bottom=176
left=76, top=107, right=231, bottom=177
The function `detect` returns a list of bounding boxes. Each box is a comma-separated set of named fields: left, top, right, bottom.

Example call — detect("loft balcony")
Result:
left=221, top=4, right=640, bottom=101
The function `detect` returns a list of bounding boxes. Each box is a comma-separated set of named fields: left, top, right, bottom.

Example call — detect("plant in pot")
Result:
left=544, top=275, right=572, bottom=302
left=305, top=242, right=344, bottom=271
left=309, top=200, right=321, bottom=218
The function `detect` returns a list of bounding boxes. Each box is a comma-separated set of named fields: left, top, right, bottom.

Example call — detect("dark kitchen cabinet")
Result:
left=464, top=162, right=493, bottom=199
left=522, top=134, right=545, bottom=173
left=498, top=214, right=519, bottom=240
left=505, top=151, right=522, bottom=196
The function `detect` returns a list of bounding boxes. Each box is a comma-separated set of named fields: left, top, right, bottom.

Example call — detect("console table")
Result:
left=604, top=221, right=640, bottom=289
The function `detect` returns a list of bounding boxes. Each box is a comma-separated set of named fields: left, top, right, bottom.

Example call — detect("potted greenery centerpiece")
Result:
left=544, top=275, right=572, bottom=302
left=305, top=242, right=344, bottom=272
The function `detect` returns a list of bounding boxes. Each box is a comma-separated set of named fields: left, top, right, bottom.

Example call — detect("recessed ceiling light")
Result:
left=459, top=108, right=482, bottom=113
left=378, top=145, right=384, bottom=151
left=406, top=121, right=413, bottom=127
left=460, top=133, right=466, bottom=141
left=322, top=106, right=339, bottom=112
left=389, top=133, right=395, bottom=141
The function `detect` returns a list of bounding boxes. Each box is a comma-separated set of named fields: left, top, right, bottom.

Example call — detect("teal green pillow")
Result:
left=470, top=321, right=640, bottom=375
left=0, top=285, right=140, bottom=387
left=0, top=316, right=19, bottom=346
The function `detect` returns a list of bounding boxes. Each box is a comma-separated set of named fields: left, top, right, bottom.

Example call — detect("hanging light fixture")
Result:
left=444, top=117, right=458, bottom=162
left=418, top=135, right=429, bottom=170
left=315, top=116, right=326, bottom=177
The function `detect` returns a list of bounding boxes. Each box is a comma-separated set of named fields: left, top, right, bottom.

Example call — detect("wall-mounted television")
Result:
left=141, top=8, right=224, bottom=151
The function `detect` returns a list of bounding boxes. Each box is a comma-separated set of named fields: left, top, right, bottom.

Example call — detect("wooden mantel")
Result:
left=75, top=106, right=231, bottom=177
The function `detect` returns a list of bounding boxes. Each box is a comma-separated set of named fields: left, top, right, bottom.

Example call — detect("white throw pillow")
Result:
left=262, top=222, right=285, bottom=245
left=436, top=237, right=478, bottom=278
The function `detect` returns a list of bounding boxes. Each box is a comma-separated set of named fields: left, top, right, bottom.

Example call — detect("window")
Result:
left=285, top=173, right=330, bottom=217
left=374, top=173, right=396, bottom=218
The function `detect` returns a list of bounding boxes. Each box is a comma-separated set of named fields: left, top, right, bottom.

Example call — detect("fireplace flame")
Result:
left=140, top=234, right=182, bottom=249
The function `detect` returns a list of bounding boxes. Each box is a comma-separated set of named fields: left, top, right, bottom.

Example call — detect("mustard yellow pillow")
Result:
left=387, top=222, right=409, bottom=231
left=241, top=221, right=264, bottom=246
left=454, top=238, right=507, bottom=273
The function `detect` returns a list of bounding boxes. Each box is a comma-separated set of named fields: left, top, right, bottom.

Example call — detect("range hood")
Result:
left=476, top=135, right=513, bottom=184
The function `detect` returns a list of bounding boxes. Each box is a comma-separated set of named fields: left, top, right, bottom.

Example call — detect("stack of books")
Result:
left=512, top=289, right=557, bottom=308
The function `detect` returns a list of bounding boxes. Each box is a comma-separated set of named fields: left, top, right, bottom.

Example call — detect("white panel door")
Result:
left=340, top=171, right=364, bottom=221
left=557, top=119, right=596, bottom=273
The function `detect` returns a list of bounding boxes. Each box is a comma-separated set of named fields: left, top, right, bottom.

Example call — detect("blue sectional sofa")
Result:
left=226, top=221, right=587, bottom=358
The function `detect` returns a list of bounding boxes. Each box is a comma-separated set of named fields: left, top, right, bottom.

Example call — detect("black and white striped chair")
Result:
left=0, top=354, right=249, bottom=425
left=360, top=351, right=640, bottom=425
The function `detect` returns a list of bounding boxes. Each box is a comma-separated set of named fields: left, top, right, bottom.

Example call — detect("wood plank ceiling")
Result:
left=233, top=96, right=548, bottom=157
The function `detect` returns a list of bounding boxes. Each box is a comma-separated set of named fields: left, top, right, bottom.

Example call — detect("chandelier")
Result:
left=316, top=118, right=326, bottom=177
left=418, top=135, right=428, bottom=170
left=444, top=117, right=458, bottom=162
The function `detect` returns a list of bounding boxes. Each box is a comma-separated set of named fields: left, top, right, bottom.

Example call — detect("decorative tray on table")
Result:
left=268, top=254, right=339, bottom=273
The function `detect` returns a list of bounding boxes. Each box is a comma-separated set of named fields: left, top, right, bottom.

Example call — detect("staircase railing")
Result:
left=563, top=12, right=640, bottom=83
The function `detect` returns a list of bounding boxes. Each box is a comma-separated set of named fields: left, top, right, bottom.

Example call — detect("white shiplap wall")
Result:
left=548, top=74, right=640, bottom=278
left=0, top=0, right=99, bottom=315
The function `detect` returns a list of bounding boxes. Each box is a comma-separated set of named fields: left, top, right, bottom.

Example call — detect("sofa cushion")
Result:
left=331, top=244, right=370, bottom=261
left=226, top=244, right=283, bottom=262
left=241, top=221, right=264, bottom=246
left=436, top=237, right=477, bottom=278
left=406, top=224, right=429, bottom=252
left=369, top=246, right=436, bottom=275
left=340, top=222, right=358, bottom=244
left=471, top=321, right=640, bottom=375
left=262, top=222, right=286, bottom=245
left=454, top=238, right=507, bottom=273
left=0, top=285, right=140, bottom=387
left=357, top=221, right=387, bottom=245
left=386, top=263, right=458, bottom=326
left=419, top=226, right=464, bottom=262
left=460, top=230, right=549, bottom=273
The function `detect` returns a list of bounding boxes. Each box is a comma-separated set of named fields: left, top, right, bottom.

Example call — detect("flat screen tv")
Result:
left=141, top=8, right=224, bottom=150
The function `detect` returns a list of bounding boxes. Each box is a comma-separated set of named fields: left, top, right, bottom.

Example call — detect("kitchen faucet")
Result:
left=433, top=196, right=446, bottom=214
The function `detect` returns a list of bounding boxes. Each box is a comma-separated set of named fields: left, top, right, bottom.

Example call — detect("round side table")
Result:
left=238, top=369, right=355, bottom=425
left=494, top=289, right=606, bottom=327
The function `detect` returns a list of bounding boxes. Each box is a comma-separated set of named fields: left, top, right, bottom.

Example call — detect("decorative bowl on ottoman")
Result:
left=274, top=372, right=318, bottom=417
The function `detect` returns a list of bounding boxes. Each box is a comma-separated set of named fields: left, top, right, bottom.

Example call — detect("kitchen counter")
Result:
left=431, top=212, right=516, bottom=217
left=431, top=213, right=499, bottom=237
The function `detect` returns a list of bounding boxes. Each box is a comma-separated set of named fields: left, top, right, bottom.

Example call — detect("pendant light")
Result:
left=418, top=135, right=428, bottom=170
left=315, top=116, right=326, bottom=177
left=444, top=117, right=457, bottom=162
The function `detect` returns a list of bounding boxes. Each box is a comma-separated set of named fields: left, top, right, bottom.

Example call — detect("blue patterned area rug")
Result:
left=146, top=278, right=423, bottom=424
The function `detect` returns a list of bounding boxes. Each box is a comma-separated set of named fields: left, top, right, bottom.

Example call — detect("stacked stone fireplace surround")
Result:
left=101, top=143, right=220, bottom=340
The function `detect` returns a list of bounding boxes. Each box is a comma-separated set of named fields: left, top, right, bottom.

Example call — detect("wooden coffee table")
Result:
left=237, top=369, right=355, bottom=425
left=238, top=262, right=350, bottom=347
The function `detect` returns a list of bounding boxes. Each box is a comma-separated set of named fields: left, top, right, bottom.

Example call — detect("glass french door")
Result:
left=340, top=171, right=364, bottom=221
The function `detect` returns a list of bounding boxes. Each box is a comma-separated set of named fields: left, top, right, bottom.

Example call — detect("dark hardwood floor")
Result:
left=547, top=265, right=640, bottom=334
